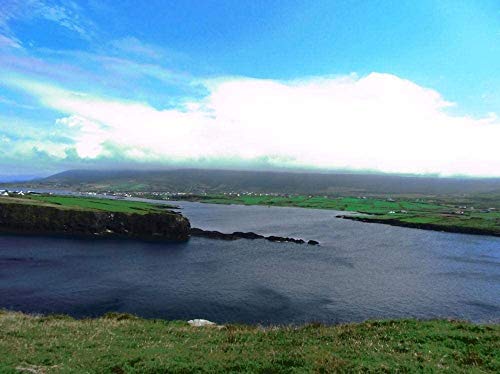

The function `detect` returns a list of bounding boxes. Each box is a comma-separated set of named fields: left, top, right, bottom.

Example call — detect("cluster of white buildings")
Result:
left=221, top=191, right=287, bottom=197
left=0, top=189, right=38, bottom=197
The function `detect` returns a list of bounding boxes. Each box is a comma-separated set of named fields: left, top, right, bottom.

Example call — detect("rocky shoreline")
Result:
left=190, top=227, right=319, bottom=245
left=0, top=200, right=321, bottom=244
left=0, top=202, right=191, bottom=241
left=337, top=215, right=500, bottom=237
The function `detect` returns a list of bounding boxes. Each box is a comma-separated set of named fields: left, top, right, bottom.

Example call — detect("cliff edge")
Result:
left=0, top=199, right=190, bottom=241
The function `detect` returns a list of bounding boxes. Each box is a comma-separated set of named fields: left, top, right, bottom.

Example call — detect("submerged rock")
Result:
left=232, top=231, right=265, bottom=240
left=190, top=228, right=318, bottom=245
left=189, top=228, right=239, bottom=240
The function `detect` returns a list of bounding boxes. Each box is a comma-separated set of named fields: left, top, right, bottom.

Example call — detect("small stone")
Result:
left=188, top=319, right=216, bottom=327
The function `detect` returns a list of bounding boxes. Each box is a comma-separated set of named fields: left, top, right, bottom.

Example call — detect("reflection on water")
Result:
left=0, top=201, right=499, bottom=324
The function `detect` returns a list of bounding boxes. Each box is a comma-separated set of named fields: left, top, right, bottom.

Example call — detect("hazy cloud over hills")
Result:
left=1, top=1, right=499, bottom=177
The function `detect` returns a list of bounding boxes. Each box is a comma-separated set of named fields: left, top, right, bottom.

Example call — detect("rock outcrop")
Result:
left=188, top=319, right=217, bottom=327
left=0, top=202, right=191, bottom=241
left=190, top=227, right=318, bottom=245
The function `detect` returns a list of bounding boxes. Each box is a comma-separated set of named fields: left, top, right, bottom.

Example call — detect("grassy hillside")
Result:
left=0, top=195, right=174, bottom=215
left=0, top=311, right=498, bottom=373
left=12, top=168, right=500, bottom=196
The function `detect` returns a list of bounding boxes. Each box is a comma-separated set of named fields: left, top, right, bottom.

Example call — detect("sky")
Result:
left=0, top=0, right=499, bottom=179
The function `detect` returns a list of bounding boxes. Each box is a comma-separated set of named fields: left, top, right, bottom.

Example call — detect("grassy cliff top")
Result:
left=0, top=195, right=175, bottom=215
left=0, top=311, right=498, bottom=373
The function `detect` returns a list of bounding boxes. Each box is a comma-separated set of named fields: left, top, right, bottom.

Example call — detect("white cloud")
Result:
left=55, top=115, right=106, bottom=158
left=4, top=73, right=500, bottom=176
left=0, top=34, right=22, bottom=48
left=110, top=37, right=162, bottom=60
left=0, top=0, right=95, bottom=41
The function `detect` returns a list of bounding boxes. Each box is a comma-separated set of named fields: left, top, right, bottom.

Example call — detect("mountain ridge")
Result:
left=18, top=168, right=500, bottom=195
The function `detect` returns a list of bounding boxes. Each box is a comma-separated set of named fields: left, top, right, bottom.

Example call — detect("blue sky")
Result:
left=0, top=0, right=499, bottom=178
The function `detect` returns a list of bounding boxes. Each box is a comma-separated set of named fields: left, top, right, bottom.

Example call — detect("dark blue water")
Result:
left=0, top=201, right=499, bottom=324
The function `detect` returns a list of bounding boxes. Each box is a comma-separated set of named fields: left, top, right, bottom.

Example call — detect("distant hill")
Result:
left=0, top=174, right=42, bottom=183
left=19, top=169, right=500, bottom=196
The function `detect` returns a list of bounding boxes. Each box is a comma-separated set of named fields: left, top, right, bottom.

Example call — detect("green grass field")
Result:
left=182, top=194, right=500, bottom=236
left=0, top=311, right=498, bottom=373
left=4, top=195, right=175, bottom=215
left=188, top=195, right=445, bottom=213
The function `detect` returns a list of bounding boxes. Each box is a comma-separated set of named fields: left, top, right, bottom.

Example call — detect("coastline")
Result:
left=3, top=191, right=497, bottom=238
left=0, top=198, right=191, bottom=242
left=337, top=214, right=500, bottom=237
left=176, top=195, right=500, bottom=238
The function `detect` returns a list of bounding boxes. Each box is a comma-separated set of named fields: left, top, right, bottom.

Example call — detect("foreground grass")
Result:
left=183, top=195, right=500, bottom=236
left=0, top=312, right=498, bottom=373
left=6, top=195, right=175, bottom=215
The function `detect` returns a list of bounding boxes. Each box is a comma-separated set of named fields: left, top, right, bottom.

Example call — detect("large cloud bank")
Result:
left=7, top=73, right=500, bottom=176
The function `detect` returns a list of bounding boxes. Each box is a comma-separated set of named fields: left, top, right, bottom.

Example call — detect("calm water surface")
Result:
left=1, top=201, right=499, bottom=324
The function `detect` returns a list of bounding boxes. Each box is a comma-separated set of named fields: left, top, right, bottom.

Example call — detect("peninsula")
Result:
left=0, top=194, right=319, bottom=244
left=0, top=195, right=190, bottom=241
